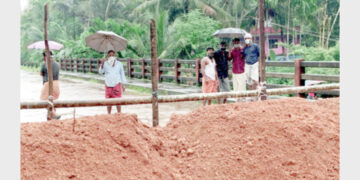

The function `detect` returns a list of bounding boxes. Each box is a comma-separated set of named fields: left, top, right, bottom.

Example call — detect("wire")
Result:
left=220, top=17, right=339, bottom=42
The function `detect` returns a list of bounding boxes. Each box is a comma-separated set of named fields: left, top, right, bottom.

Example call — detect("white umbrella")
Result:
left=85, top=31, right=127, bottom=53
left=28, top=40, right=64, bottom=50
left=212, top=27, right=248, bottom=38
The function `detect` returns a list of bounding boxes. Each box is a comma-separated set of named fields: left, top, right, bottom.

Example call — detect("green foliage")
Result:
left=280, top=42, right=339, bottom=61
left=21, top=0, right=339, bottom=67
left=159, top=10, right=221, bottom=59
left=269, top=50, right=276, bottom=61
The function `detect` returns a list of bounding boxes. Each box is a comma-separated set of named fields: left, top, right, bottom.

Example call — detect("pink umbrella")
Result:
left=27, top=40, right=64, bottom=50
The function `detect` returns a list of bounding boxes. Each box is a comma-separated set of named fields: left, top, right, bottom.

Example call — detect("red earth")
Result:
left=21, top=97, right=339, bottom=179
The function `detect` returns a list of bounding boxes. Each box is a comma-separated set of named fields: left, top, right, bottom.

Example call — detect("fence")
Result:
left=59, top=58, right=339, bottom=95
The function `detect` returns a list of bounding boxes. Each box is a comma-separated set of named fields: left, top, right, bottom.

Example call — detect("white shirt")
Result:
left=203, top=57, right=217, bottom=80
left=98, top=60, right=127, bottom=87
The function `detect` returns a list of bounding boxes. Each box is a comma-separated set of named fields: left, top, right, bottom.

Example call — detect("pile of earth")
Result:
left=21, top=97, right=339, bottom=179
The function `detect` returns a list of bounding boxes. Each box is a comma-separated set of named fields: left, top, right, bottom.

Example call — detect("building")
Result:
left=249, top=26, right=301, bottom=57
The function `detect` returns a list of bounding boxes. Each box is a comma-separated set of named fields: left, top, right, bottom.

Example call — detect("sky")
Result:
left=21, top=0, right=29, bottom=11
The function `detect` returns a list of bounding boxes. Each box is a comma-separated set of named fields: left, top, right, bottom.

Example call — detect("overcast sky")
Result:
left=21, top=0, right=29, bottom=11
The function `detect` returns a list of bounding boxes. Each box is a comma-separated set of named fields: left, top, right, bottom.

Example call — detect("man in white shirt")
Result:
left=201, top=47, right=219, bottom=106
left=98, top=50, right=127, bottom=114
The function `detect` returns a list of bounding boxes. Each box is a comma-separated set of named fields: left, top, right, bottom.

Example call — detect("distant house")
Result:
left=249, top=26, right=301, bottom=57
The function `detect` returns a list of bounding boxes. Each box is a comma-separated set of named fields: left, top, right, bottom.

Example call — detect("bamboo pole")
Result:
left=20, top=84, right=339, bottom=110
left=44, top=4, right=54, bottom=120
left=258, top=0, right=267, bottom=100
left=150, top=19, right=159, bottom=127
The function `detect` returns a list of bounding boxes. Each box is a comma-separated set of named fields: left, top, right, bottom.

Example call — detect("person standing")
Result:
left=243, top=33, right=260, bottom=92
left=40, top=51, right=61, bottom=119
left=214, top=41, right=231, bottom=104
left=201, top=47, right=219, bottom=106
left=228, top=38, right=246, bottom=102
left=98, top=50, right=127, bottom=114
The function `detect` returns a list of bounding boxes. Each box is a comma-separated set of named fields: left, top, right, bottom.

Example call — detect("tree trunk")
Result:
left=280, top=27, right=285, bottom=53
left=325, top=7, right=340, bottom=48
left=104, top=0, right=111, bottom=21
left=286, top=0, right=290, bottom=60
left=184, top=0, right=189, bottom=14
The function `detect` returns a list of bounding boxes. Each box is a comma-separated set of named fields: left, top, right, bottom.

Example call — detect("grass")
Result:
left=21, top=65, right=40, bottom=73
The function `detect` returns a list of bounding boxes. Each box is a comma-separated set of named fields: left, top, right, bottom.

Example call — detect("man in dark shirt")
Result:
left=40, top=51, right=61, bottom=119
left=243, top=33, right=260, bottom=91
left=40, top=51, right=60, bottom=85
left=214, top=41, right=230, bottom=104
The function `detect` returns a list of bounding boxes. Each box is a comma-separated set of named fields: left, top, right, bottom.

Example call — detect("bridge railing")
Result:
left=59, top=58, right=339, bottom=95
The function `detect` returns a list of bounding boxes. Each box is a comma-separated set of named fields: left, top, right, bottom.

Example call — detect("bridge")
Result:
left=56, top=57, right=340, bottom=97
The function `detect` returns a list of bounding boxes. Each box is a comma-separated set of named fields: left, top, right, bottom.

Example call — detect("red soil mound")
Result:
left=21, top=97, right=339, bottom=179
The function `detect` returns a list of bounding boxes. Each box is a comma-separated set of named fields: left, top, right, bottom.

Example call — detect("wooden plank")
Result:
left=178, top=68, right=196, bottom=73
left=160, top=67, right=174, bottom=71
left=159, top=59, right=176, bottom=64
left=301, top=61, right=339, bottom=68
left=265, top=61, right=294, bottom=67
left=179, top=60, right=196, bottom=64
left=301, top=74, right=340, bottom=82
left=266, top=72, right=294, bottom=79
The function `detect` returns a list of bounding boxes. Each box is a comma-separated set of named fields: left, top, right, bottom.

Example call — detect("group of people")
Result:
left=39, top=33, right=260, bottom=119
left=201, top=33, right=260, bottom=105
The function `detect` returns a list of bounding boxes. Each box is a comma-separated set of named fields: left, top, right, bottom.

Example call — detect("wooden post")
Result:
left=158, top=59, right=162, bottom=81
left=76, top=59, right=79, bottom=72
left=258, top=0, right=267, bottom=100
left=126, top=58, right=131, bottom=77
left=195, top=58, right=201, bottom=86
left=97, top=58, right=100, bottom=70
left=44, top=4, right=54, bottom=120
left=60, top=59, right=63, bottom=69
left=82, top=59, right=86, bottom=73
left=150, top=19, right=159, bottom=127
left=294, top=59, right=305, bottom=97
left=174, top=59, right=180, bottom=83
left=64, top=59, right=68, bottom=71
left=142, top=58, right=146, bottom=78
left=70, top=58, right=74, bottom=71
left=89, top=59, right=92, bottom=73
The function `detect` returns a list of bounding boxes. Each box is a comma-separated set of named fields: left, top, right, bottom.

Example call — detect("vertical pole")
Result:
left=259, top=0, right=267, bottom=100
left=126, top=58, right=131, bottom=77
left=76, top=59, right=79, bottom=72
left=82, top=59, right=85, bottom=73
left=44, top=4, right=54, bottom=120
left=89, top=59, right=92, bottom=73
left=150, top=19, right=159, bottom=127
left=70, top=58, right=74, bottom=71
left=158, top=59, right=162, bottom=81
left=294, top=59, right=305, bottom=97
left=174, top=59, right=180, bottom=83
left=142, top=58, right=146, bottom=78
left=97, top=58, right=100, bottom=70
left=195, top=58, right=201, bottom=86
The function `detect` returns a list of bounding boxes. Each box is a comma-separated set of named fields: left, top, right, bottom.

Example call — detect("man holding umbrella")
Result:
left=86, top=30, right=128, bottom=114
left=98, top=50, right=127, bottom=114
